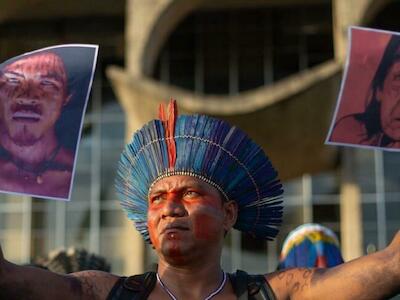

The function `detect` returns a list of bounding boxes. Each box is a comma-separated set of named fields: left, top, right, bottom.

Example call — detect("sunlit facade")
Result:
left=0, top=4, right=399, bottom=293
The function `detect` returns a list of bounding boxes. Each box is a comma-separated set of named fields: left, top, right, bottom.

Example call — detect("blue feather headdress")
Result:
left=115, top=100, right=283, bottom=242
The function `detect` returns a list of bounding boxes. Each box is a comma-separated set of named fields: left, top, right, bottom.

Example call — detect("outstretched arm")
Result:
left=0, top=244, right=118, bottom=300
left=267, top=231, right=400, bottom=300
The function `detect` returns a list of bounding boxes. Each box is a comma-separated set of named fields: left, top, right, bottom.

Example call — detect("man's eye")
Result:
left=184, top=191, right=199, bottom=198
left=151, top=195, right=163, bottom=203
left=41, top=79, right=59, bottom=89
left=6, top=76, right=21, bottom=85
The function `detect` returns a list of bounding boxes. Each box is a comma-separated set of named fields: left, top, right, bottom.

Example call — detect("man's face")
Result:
left=147, top=175, right=235, bottom=264
left=0, top=53, right=68, bottom=146
left=378, top=60, right=400, bottom=141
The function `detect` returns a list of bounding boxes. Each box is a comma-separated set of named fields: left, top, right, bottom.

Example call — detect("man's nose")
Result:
left=16, top=81, right=40, bottom=104
left=161, top=195, right=186, bottom=218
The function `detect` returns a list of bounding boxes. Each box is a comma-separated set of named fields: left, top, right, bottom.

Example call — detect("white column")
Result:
left=230, top=229, right=242, bottom=271
left=340, top=149, right=363, bottom=260
left=21, top=196, right=32, bottom=262
left=90, top=71, right=102, bottom=254
left=374, top=150, right=387, bottom=249
left=302, top=174, right=313, bottom=223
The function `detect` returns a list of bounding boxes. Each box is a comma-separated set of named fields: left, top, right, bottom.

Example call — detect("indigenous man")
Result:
left=0, top=51, right=74, bottom=198
left=0, top=100, right=399, bottom=299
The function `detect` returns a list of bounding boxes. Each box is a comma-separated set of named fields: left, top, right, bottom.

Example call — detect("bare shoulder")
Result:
left=70, top=270, right=120, bottom=300
left=388, top=230, right=400, bottom=268
left=265, top=268, right=322, bottom=300
left=389, top=230, right=400, bottom=248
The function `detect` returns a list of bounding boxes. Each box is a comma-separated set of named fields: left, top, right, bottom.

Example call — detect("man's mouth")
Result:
left=11, top=104, right=42, bottom=122
left=162, top=223, right=189, bottom=234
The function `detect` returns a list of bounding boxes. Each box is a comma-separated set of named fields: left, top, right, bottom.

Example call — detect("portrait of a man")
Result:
left=0, top=45, right=98, bottom=200
left=327, top=27, right=400, bottom=150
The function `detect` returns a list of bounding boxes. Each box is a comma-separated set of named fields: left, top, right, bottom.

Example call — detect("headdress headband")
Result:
left=116, top=100, right=284, bottom=242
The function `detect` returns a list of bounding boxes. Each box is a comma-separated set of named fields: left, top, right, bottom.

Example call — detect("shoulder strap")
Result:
left=229, top=270, right=276, bottom=300
left=229, top=270, right=249, bottom=300
left=106, top=272, right=157, bottom=300
left=107, top=276, right=127, bottom=300
left=247, top=274, right=276, bottom=300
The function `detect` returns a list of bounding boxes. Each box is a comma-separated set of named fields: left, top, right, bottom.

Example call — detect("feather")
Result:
left=159, top=99, right=177, bottom=169
left=115, top=102, right=284, bottom=242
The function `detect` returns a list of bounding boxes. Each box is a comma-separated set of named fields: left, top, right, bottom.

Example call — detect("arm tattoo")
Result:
left=300, top=268, right=312, bottom=291
left=72, top=271, right=112, bottom=299
left=286, top=272, right=294, bottom=286
left=276, top=268, right=315, bottom=294
left=76, top=274, right=96, bottom=299
left=302, top=268, right=312, bottom=279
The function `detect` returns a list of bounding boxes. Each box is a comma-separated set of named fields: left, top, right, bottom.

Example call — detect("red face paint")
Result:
left=193, top=212, right=223, bottom=241
left=147, top=218, right=160, bottom=249
left=147, top=175, right=226, bottom=263
left=147, top=195, right=188, bottom=257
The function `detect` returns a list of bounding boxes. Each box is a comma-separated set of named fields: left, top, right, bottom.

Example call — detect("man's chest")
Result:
left=147, top=290, right=237, bottom=300
left=0, top=161, right=71, bottom=197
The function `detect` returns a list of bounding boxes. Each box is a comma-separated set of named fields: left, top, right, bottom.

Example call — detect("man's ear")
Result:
left=64, top=93, right=73, bottom=106
left=223, top=200, right=238, bottom=232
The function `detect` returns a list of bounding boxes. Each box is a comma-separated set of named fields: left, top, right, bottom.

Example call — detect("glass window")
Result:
left=152, top=3, right=334, bottom=95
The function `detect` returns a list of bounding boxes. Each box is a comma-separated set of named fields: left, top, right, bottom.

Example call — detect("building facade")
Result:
left=0, top=0, right=399, bottom=282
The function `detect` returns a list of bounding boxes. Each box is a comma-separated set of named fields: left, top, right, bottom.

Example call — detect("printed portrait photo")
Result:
left=326, top=27, right=400, bottom=151
left=0, top=44, right=98, bottom=200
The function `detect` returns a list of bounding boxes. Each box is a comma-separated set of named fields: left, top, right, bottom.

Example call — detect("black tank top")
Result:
left=106, top=270, right=276, bottom=300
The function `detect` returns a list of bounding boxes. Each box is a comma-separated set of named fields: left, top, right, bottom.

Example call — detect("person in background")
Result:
left=32, top=247, right=111, bottom=274
left=277, top=223, right=344, bottom=270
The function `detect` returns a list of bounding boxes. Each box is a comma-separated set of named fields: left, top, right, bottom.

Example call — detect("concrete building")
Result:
left=0, top=0, right=399, bottom=277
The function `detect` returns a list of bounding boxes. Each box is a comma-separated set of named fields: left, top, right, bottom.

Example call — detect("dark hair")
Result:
left=33, top=247, right=111, bottom=274
left=355, top=34, right=400, bottom=143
